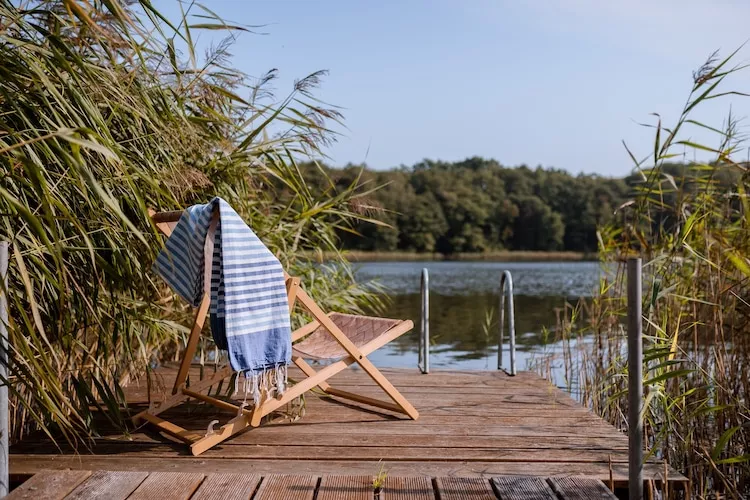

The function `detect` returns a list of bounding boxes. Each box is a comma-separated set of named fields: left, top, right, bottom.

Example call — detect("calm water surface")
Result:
left=356, top=261, right=603, bottom=374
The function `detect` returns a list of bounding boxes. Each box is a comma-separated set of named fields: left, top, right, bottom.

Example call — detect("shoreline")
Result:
left=304, top=250, right=596, bottom=263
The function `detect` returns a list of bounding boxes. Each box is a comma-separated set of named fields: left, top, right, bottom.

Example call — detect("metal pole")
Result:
left=498, top=271, right=516, bottom=376
left=0, top=241, right=9, bottom=497
left=628, top=258, right=643, bottom=500
left=419, top=268, right=429, bottom=374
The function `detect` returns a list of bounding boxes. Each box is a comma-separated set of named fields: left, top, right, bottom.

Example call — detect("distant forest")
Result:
left=294, top=157, right=738, bottom=254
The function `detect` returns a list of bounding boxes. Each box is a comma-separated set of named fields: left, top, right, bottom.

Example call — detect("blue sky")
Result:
left=157, top=1, right=750, bottom=177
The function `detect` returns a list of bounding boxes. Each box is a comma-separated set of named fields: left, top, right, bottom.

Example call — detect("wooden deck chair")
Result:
left=134, top=208, right=419, bottom=456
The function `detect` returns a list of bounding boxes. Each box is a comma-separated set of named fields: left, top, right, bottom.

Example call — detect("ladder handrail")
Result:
left=418, top=267, right=516, bottom=376
left=418, top=268, right=429, bottom=374
left=498, top=270, right=517, bottom=375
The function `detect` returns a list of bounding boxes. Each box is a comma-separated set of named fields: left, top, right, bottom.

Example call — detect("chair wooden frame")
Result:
left=134, top=209, right=419, bottom=456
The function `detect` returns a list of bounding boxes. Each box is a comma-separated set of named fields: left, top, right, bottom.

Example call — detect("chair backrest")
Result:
left=149, top=209, right=183, bottom=237
left=150, top=208, right=219, bottom=300
left=150, top=208, right=301, bottom=314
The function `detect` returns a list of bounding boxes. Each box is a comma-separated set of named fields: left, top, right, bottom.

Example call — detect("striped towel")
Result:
left=153, top=197, right=291, bottom=404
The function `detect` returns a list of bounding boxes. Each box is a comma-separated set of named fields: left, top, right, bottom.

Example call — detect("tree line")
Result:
left=295, top=157, right=740, bottom=254
left=296, top=157, right=625, bottom=253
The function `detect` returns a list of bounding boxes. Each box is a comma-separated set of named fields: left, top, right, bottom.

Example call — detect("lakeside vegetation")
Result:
left=533, top=50, right=750, bottom=497
left=0, top=0, right=381, bottom=445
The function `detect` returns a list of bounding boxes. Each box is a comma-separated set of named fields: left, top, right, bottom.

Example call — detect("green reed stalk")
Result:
left=0, top=0, right=384, bottom=447
left=537, top=48, right=750, bottom=497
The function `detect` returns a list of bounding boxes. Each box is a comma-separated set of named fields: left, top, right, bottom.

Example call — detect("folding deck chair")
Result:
left=134, top=208, right=419, bottom=456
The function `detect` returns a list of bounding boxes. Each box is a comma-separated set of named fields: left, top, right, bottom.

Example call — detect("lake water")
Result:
left=356, top=261, right=603, bottom=375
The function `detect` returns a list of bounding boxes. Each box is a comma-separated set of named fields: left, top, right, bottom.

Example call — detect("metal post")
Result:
left=498, top=270, right=516, bottom=376
left=627, top=258, right=643, bottom=500
left=419, top=268, right=429, bottom=374
left=0, top=241, right=8, bottom=497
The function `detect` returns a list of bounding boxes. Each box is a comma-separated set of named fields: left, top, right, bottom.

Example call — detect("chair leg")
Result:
left=190, top=414, right=252, bottom=456
left=292, top=356, right=331, bottom=391
left=352, top=357, right=420, bottom=420
left=293, top=355, right=418, bottom=419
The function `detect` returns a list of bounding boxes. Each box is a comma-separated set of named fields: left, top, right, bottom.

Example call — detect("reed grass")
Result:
left=0, top=0, right=383, bottom=447
left=534, top=49, right=750, bottom=498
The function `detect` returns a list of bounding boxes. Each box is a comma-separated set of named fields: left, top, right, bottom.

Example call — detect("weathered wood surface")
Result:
left=65, top=470, right=148, bottom=500
left=384, top=476, right=434, bottom=500
left=8, top=470, right=628, bottom=499
left=548, top=477, right=619, bottom=500
left=492, top=476, right=558, bottom=500
left=5, top=470, right=91, bottom=500
left=317, top=475, right=373, bottom=500
left=435, top=476, right=498, bottom=499
left=10, top=367, right=686, bottom=486
left=190, top=473, right=261, bottom=500
left=253, top=474, right=317, bottom=500
left=127, top=472, right=205, bottom=500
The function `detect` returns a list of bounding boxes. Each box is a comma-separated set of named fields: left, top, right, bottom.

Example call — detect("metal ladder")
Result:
left=418, top=268, right=517, bottom=375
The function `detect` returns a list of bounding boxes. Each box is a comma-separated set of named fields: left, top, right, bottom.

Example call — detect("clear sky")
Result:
left=157, top=1, right=750, bottom=177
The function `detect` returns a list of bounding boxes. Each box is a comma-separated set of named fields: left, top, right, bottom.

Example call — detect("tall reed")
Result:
left=536, top=49, right=750, bottom=497
left=0, top=0, right=382, bottom=447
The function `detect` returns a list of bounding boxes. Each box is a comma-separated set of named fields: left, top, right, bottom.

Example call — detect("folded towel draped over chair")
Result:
left=153, top=197, right=291, bottom=404
left=139, top=204, right=419, bottom=456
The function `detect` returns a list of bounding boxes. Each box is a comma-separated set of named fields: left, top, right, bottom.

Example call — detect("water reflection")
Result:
left=354, top=260, right=603, bottom=297
left=354, top=261, right=601, bottom=373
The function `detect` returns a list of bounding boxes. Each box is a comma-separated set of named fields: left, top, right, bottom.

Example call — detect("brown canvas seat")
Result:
left=292, top=313, right=402, bottom=360
left=134, top=208, right=419, bottom=456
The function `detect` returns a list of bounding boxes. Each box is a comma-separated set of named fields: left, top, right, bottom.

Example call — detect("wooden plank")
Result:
left=176, top=433, right=626, bottom=450
left=548, top=477, right=617, bottom=500
left=5, top=470, right=91, bottom=500
left=127, top=472, right=204, bottom=500
left=190, top=473, right=261, bottom=500
left=9, top=457, right=686, bottom=484
left=13, top=433, right=628, bottom=452
left=253, top=474, right=318, bottom=500
left=435, top=477, right=497, bottom=499
left=18, top=442, right=632, bottom=463
left=139, top=410, right=615, bottom=428
left=384, top=476, right=435, bottom=500
left=491, top=476, right=556, bottom=500
left=316, top=475, right=373, bottom=500
left=65, top=470, right=148, bottom=500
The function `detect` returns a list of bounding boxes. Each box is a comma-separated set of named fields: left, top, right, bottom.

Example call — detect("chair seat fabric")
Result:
left=293, top=313, right=402, bottom=360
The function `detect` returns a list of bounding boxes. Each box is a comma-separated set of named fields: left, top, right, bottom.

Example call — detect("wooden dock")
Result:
left=7, top=470, right=621, bottom=499
left=9, top=367, right=686, bottom=493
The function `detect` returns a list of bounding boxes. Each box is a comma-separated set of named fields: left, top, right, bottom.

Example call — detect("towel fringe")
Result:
left=232, top=364, right=288, bottom=408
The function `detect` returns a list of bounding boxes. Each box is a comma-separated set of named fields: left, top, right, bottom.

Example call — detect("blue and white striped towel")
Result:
left=153, top=197, right=291, bottom=403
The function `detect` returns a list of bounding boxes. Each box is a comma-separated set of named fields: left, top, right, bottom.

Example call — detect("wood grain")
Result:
left=65, top=470, right=147, bottom=500
left=190, top=473, right=260, bottom=500
left=316, top=475, right=373, bottom=500
left=384, top=476, right=435, bottom=500
left=434, top=477, right=497, bottom=499
left=5, top=470, right=91, bottom=500
left=127, top=472, right=204, bottom=500
left=548, top=476, right=618, bottom=499
left=492, top=476, right=556, bottom=500
left=253, top=475, right=318, bottom=500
